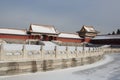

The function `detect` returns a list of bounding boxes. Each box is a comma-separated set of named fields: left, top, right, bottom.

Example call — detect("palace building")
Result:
left=28, top=24, right=59, bottom=41
left=57, top=32, right=83, bottom=43
left=77, top=25, right=98, bottom=43
left=0, top=24, right=99, bottom=44
left=0, top=24, right=119, bottom=45
left=77, top=25, right=98, bottom=38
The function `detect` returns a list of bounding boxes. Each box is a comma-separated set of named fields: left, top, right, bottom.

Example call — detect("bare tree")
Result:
left=116, top=29, right=120, bottom=34
left=112, top=31, right=115, bottom=35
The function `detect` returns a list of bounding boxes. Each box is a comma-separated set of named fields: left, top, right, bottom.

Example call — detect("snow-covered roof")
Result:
left=77, top=25, right=98, bottom=37
left=58, top=32, right=82, bottom=39
left=83, top=25, right=96, bottom=32
left=93, top=35, right=120, bottom=40
left=29, top=24, right=59, bottom=35
left=0, top=28, right=27, bottom=35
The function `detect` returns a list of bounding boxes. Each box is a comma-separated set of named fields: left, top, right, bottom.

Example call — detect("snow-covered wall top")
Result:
left=93, top=35, right=120, bottom=40
left=3, top=42, right=89, bottom=51
left=58, top=33, right=82, bottom=39
left=0, top=28, right=27, bottom=35
left=30, top=24, right=59, bottom=34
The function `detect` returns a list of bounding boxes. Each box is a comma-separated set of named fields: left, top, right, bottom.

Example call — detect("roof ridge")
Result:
left=0, top=27, right=26, bottom=31
left=30, top=24, right=54, bottom=28
left=29, top=24, right=59, bottom=34
left=60, top=32, right=78, bottom=35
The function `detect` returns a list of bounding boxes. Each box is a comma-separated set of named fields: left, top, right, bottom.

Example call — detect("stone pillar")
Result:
left=54, top=46, right=57, bottom=58
left=82, top=43, right=85, bottom=57
left=22, top=44, right=27, bottom=60
left=82, top=43, right=85, bottom=52
left=75, top=46, right=78, bottom=57
left=40, top=45, right=44, bottom=60
left=89, top=47, right=90, bottom=52
left=88, top=47, right=91, bottom=57
left=66, top=46, right=69, bottom=58
left=0, top=43, right=4, bottom=61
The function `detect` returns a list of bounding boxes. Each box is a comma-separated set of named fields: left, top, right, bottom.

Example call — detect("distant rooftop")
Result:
left=77, top=25, right=99, bottom=38
left=93, top=34, right=120, bottom=40
left=0, top=28, right=27, bottom=35
left=78, top=25, right=99, bottom=33
left=83, top=25, right=97, bottom=32
left=58, top=32, right=82, bottom=39
left=29, top=24, right=59, bottom=35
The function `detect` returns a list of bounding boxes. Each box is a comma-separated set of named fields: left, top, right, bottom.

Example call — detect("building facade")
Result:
left=90, top=35, right=120, bottom=45
left=28, top=24, right=59, bottom=41
left=0, top=28, right=28, bottom=43
left=56, top=32, right=83, bottom=43
left=0, top=24, right=99, bottom=44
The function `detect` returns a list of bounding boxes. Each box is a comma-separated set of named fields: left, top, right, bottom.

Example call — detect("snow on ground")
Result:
left=0, top=53, right=117, bottom=80
left=74, top=53, right=120, bottom=80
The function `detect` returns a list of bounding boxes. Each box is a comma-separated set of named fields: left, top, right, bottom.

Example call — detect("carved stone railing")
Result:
left=0, top=44, right=105, bottom=61
left=0, top=44, right=119, bottom=76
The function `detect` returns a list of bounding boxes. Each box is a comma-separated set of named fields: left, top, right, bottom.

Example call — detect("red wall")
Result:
left=29, top=35, right=41, bottom=39
left=0, top=34, right=29, bottom=40
left=84, top=37, right=91, bottom=42
left=56, top=37, right=83, bottom=43
left=0, top=34, right=91, bottom=43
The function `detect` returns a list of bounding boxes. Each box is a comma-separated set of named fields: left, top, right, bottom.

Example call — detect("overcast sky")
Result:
left=0, top=0, right=120, bottom=34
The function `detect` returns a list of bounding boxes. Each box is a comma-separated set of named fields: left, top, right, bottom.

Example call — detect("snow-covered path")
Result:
left=0, top=53, right=120, bottom=80
left=74, top=53, right=120, bottom=80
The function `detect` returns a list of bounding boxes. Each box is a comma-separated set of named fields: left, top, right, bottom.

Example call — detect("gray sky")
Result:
left=0, top=0, right=120, bottom=34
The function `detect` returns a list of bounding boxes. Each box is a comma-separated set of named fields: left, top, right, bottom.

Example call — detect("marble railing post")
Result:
left=40, top=45, right=44, bottom=60
left=66, top=46, right=68, bottom=58
left=75, top=46, right=78, bottom=57
left=0, top=43, right=4, bottom=61
left=54, top=46, right=57, bottom=58
left=88, top=47, right=91, bottom=56
left=82, top=43, right=85, bottom=53
left=82, top=43, right=85, bottom=57
left=22, top=44, right=27, bottom=60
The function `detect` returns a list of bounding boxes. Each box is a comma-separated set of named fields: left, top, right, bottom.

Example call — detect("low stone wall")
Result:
left=104, top=48, right=120, bottom=54
left=0, top=43, right=119, bottom=76
left=0, top=55, right=103, bottom=76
